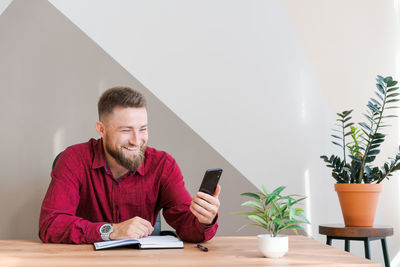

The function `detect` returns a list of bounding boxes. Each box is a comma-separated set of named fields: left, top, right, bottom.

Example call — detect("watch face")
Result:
left=101, top=224, right=112, bottom=234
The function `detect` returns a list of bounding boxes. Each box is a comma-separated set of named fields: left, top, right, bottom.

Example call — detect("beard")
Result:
left=104, top=139, right=147, bottom=171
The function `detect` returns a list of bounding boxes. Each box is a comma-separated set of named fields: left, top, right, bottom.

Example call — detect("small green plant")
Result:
left=235, top=185, right=310, bottom=237
left=347, top=126, right=363, bottom=158
left=321, top=75, right=400, bottom=183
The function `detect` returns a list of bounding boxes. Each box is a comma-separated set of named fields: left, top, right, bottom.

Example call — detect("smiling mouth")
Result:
left=123, top=146, right=140, bottom=152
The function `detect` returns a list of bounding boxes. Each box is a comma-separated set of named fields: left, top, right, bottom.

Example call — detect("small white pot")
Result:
left=257, top=234, right=288, bottom=258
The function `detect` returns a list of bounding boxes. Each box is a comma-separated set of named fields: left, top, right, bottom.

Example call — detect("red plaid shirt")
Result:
left=39, top=138, right=218, bottom=244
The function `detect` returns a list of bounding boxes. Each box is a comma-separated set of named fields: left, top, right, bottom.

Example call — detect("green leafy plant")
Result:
left=321, top=75, right=400, bottom=183
left=235, top=185, right=310, bottom=237
left=347, top=126, right=363, bottom=158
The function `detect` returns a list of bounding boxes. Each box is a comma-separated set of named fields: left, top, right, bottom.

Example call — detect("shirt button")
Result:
left=115, top=205, right=119, bottom=210
left=115, top=182, right=118, bottom=185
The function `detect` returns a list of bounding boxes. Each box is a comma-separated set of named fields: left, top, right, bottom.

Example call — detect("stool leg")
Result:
left=381, top=238, right=390, bottom=267
left=364, top=238, right=371, bottom=259
left=326, top=236, right=332, bottom=246
left=344, top=239, right=350, bottom=252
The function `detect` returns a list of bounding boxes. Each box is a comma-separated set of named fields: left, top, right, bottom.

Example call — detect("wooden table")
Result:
left=319, top=224, right=393, bottom=267
left=0, top=236, right=380, bottom=266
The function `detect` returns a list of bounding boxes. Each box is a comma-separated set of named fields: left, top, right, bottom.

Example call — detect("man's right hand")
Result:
left=109, top=216, right=154, bottom=240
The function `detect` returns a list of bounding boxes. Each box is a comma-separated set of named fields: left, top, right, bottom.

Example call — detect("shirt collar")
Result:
left=92, top=138, right=107, bottom=170
left=135, top=153, right=145, bottom=176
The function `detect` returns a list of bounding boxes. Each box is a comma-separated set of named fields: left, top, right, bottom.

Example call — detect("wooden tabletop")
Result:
left=319, top=224, right=394, bottom=238
left=0, top=236, right=380, bottom=266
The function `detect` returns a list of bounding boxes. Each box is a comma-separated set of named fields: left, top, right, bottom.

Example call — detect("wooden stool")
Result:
left=319, top=224, right=393, bottom=267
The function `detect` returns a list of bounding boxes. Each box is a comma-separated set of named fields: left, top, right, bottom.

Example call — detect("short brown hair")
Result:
left=98, top=86, right=146, bottom=120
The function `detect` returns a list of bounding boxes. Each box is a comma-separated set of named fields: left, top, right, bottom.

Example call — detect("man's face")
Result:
left=99, top=106, right=148, bottom=171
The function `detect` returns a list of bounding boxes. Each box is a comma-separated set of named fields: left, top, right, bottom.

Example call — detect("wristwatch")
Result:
left=99, top=223, right=114, bottom=241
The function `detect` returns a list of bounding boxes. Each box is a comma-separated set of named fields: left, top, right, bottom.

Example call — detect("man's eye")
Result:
left=122, top=130, right=131, bottom=133
left=140, top=128, right=147, bottom=132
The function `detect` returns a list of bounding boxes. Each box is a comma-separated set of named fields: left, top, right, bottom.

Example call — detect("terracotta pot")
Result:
left=335, top=183, right=383, bottom=227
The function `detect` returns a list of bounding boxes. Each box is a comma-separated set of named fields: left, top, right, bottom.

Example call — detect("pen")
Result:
left=197, top=243, right=208, bottom=252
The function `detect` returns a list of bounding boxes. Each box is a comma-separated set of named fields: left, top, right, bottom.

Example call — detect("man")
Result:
left=39, top=87, right=220, bottom=244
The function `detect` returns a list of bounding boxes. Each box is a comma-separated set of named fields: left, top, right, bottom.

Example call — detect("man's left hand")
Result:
left=190, top=185, right=221, bottom=225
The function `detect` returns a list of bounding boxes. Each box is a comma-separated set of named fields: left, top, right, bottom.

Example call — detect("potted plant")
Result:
left=321, top=75, right=400, bottom=227
left=236, top=185, right=309, bottom=258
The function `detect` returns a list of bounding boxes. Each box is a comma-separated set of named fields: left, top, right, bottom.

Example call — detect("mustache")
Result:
left=123, top=142, right=145, bottom=148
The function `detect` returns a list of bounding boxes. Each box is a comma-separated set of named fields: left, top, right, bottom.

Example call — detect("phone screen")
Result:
left=199, top=168, right=223, bottom=195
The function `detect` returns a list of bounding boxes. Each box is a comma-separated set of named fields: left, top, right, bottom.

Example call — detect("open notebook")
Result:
left=93, top=235, right=184, bottom=250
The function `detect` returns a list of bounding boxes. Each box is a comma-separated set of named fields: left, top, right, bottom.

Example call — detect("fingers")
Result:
left=190, top=205, right=212, bottom=224
left=111, top=216, right=154, bottom=240
left=190, top=201, right=217, bottom=222
left=132, top=220, right=151, bottom=237
left=190, top=185, right=221, bottom=224
left=134, top=216, right=154, bottom=236
left=192, top=196, right=218, bottom=216
left=195, top=191, right=220, bottom=207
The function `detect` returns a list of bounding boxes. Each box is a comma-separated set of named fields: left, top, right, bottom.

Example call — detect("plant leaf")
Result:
left=240, top=192, right=261, bottom=200
left=367, top=149, right=380, bottom=156
left=241, top=201, right=263, bottom=210
left=236, top=223, right=255, bottom=232
left=248, top=215, right=268, bottom=227
left=384, top=76, right=393, bottom=83
left=232, top=210, right=261, bottom=215
left=370, top=98, right=381, bottom=106
left=372, top=138, right=385, bottom=144
left=272, top=186, right=286, bottom=196
left=343, top=116, right=352, bottom=123
left=387, top=93, right=400, bottom=98
left=261, top=185, right=269, bottom=196
left=272, top=218, right=285, bottom=226
left=296, top=213, right=310, bottom=224
left=332, top=141, right=342, bottom=147
left=375, top=92, right=384, bottom=101
left=366, top=156, right=376, bottom=163
left=359, top=122, right=373, bottom=133
left=376, top=83, right=385, bottom=94
left=291, top=196, right=307, bottom=205
left=387, top=87, right=399, bottom=93
left=367, top=103, right=381, bottom=114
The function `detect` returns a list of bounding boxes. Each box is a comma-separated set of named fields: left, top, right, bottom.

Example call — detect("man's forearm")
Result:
left=39, top=212, right=105, bottom=244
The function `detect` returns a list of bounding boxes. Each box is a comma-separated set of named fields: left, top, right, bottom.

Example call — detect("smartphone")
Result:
left=199, top=168, right=223, bottom=195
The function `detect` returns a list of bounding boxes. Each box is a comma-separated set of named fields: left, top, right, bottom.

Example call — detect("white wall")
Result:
left=0, top=0, right=12, bottom=15
left=283, top=0, right=400, bottom=264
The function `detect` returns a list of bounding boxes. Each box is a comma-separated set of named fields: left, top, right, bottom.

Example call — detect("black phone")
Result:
left=199, top=168, right=223, bottom=195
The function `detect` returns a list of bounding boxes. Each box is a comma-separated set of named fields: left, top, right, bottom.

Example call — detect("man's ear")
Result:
left=95, top=121, right=105, bottom=138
